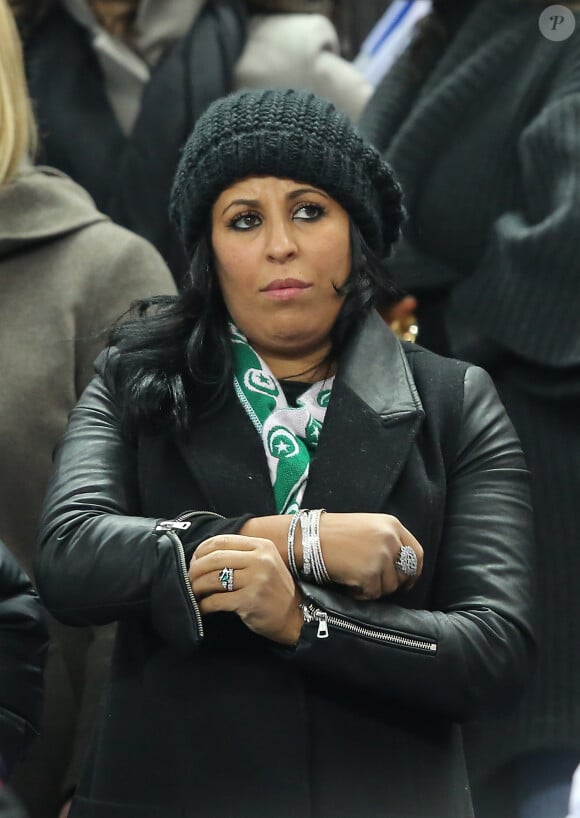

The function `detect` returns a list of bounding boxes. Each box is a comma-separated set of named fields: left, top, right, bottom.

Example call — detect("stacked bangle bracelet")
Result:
left=287, top=509, right=304, bottom=579
left=287, top=508, right=331, bottom=585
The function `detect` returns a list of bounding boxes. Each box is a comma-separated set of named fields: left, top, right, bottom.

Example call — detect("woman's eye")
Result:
left=229, top=212, right=261, bottom=230
left=293, top=203, right=324, bottom=221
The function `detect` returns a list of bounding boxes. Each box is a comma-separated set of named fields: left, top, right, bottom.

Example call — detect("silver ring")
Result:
left=218, top=567, right=234, bottom=592
left=394, top=545, right=418, bottom=577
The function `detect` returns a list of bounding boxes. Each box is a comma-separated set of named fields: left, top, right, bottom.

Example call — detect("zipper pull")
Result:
left=316, top=612, right=329, bottom=639
left=155, top=520, right=192, bottom=532
left=300, top=603, right=329, bottom=638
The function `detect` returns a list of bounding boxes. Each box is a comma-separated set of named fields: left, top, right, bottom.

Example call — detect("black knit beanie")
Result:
left=170, top=88, right=404, bottom=261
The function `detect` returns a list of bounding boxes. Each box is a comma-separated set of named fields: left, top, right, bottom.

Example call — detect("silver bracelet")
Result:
left=299, top=510, right=313, bottom=579
left=308, top=509, right=331, bottom=585
left=287, top=511, right=304, bottom=580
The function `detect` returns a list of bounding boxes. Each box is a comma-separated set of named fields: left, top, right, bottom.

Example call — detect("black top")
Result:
left=279, top=379, right=310, bottom=407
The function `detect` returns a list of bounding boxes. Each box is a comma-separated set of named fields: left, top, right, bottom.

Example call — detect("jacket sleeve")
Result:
left=0, top=541, right=48, bottom=776
left=66, top=229, right=176, bottom=792
left=447, top=45, right=580, bottom=372
left=35, top=371, right=250, bottom=656
left=284, top=365, right=535, bottom=723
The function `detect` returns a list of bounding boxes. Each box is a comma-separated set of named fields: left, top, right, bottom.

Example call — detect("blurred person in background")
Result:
left=0, top=538, right=47, bottom=790
left=359, top=0, right=580, bottom=816
left=0, top=2, right=176, bottom=815
left=0, top=788, right=28, bottom=818
left=10, top=0, right=371, bottom=285
left=354, top=0, right=432, bottom=87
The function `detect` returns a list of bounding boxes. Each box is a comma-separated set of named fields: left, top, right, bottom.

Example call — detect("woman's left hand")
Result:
left=189, top=534, right=303, bottom=645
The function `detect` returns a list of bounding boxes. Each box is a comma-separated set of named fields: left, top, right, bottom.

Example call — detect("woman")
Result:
left=11, top=0, right=371, bottom=285
left=36, top=87, right=534, bottom=818
left=0, top=1, right=176, bottom=815
left=359, top=0, right=580, bottom=815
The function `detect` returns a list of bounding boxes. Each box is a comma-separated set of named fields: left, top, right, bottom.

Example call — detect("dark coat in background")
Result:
left=0, top=539, right=47, bottom=778
left=36, top=313, right=534, bottom=818
left=359, top=0, right=580, bottom=788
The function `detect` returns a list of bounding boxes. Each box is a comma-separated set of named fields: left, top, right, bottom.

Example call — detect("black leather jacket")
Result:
left=0, top=541, right=47, bottom=778
left=36, top=312, right=534, bottom=818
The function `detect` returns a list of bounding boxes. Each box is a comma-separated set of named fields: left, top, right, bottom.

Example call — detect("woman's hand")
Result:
left=318, top=513, right=424, bottom=600
left=189, top=534, right=303, bottom=645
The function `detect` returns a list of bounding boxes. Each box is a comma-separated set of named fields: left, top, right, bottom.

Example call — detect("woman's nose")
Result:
left=265, top=219, right=298, bottom=263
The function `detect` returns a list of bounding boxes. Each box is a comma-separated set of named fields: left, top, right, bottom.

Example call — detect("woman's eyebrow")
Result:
left=221, top=198, right=260, bottom=216
left=287, top=187, right=329, bottom=201
left=221, top=187, right=329, bottom=216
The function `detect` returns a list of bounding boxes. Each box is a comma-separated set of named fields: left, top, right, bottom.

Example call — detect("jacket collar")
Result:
left=302, top=310, right=425, bottom=511
left=337, top=308, right=423, bottom=421
left=175, top=311, right=425, bottom=516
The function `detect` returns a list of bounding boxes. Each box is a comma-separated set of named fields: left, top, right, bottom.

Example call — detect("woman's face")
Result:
left=211, top=176, right=351, bottom=377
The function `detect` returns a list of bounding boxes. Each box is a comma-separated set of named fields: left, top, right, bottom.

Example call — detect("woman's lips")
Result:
left=261, top=278, right=312, bottom=300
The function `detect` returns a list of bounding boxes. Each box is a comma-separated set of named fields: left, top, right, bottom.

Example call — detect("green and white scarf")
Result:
left=230, top=325, right=333, bottom=514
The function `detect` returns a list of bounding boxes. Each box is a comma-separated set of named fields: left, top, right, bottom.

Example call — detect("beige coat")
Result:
left=0, top=166, right=175, bottom=816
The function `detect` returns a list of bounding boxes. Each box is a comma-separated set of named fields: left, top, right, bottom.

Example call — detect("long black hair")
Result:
left=106, top=219, right=400, bottom=435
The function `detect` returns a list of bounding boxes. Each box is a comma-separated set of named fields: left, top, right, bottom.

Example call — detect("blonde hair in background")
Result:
left=0, top=0, right=37, bottom=185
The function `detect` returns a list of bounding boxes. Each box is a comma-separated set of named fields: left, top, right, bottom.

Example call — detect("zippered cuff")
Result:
left=149, top=527, right=204, bottom=652
left=299, top=596, right=437, bottom=654
left=154, top=511, right=254, bottom=562
left=155, top=509, right=226, bottom=536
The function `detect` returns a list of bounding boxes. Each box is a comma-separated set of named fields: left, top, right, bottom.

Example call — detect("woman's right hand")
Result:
left=188, top=534, right=303, bottom=645
left=316, top=513, right=423, bottom=599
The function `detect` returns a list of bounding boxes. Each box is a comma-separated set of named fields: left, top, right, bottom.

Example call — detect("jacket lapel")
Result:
left=174, top=394, right=276, bottom=518
left=303, top=312, right=424, bottom=513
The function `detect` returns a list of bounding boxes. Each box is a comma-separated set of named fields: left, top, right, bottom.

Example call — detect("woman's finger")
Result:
left=198, top=590, right=244, bottom=615
left=191, top=565, right=250, bottom=599
left=392, top=544, right=423, bottom=592
left=193, top=533, right=271, bottom=560
left=397, top=522, right=423, bottom=553
left=396, top=524, right=424, bottom=575
left=189, top=548, right=252, bottom=580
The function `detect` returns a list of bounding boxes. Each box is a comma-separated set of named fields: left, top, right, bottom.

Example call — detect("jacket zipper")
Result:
left=154, top=510, right=226, bottom=640
left=155, top=509, right=225, bottom=533
left=160, top=529, right=204, bottom=639
left=302, top=603, right=437, bottom=654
